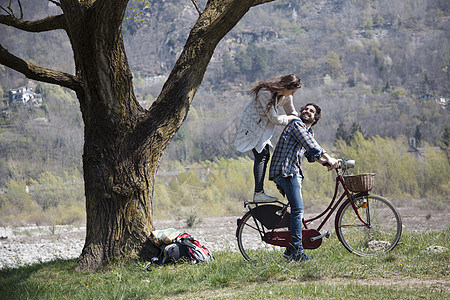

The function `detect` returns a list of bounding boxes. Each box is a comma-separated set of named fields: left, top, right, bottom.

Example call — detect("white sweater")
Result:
left=234, top=89, right=298, bottom=153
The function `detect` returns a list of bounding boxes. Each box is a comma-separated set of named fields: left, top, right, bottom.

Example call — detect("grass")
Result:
left=0, top=229, right=448, bottom=299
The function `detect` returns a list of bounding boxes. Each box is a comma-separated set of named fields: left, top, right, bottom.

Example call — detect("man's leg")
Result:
left=273, top=174, right=304, bottom=251
left=274, top=174, right=310, bottom=261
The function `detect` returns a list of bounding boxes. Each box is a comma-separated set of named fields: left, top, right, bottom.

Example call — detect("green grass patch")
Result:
left=1, top=229, right=448, bottom=299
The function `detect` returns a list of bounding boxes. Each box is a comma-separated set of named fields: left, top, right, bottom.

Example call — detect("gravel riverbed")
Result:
left=1, top=207, right=448, bottom=269
left=0, top=216, right=239, bottom=269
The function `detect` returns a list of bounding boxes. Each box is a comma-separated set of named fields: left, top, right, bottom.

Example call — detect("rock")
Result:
left=423, top=245, right=448, bottom=254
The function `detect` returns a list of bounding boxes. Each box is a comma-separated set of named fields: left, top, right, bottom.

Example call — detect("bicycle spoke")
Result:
left=237, top=212, right=285, bottom=262
left=336, top=195, right=402, bottom=256
left=242, top=221, right=261, bottom=233
left=340, top=224, right=368, bottom=228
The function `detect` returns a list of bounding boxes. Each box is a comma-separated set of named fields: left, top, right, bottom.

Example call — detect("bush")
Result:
left=1, top=135, right=447, bottom=225
left=391, top=87, right=407, bottom=99
left=0, top=170, right=85, bottom=226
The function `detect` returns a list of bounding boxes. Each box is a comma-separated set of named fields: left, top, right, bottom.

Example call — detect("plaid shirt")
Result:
left=269, top=120, right=325, bottom=180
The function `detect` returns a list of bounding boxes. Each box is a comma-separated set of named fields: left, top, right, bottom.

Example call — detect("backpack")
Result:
left=175, top=233, right=214, bottom=263
left=144, top=232, right=214, bottom=270
left=159, top=242, right=191, bottom=265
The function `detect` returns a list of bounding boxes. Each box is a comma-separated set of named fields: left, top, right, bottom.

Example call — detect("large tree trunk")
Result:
left=0, top=0, right=274, bottom=271
left=71, top=0, right=267, bottom=270
left=59, top=1, right=158, bottom=270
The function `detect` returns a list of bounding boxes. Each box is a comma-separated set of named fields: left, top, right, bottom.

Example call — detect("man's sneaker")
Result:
left=253, top=191, right=278, bottom=203
left=282, top=248, right=292, bottom=259
left=288, top=251, right=312, bottom=262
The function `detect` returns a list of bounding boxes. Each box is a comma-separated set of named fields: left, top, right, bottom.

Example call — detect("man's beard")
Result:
left=300, top=115, right=314, bottom=125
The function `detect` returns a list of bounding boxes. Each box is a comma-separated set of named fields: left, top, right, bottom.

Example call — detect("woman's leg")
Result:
left=252, top=145, right=270, bottom=193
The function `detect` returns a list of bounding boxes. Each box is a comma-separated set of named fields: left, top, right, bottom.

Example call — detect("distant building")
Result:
left=436, top=97, right=448, bottom=110
left=238, top=26, right=279, bottom=43
left=8, top=86, right=43, bottom=107
left=417, top=94, right=448, bottom=110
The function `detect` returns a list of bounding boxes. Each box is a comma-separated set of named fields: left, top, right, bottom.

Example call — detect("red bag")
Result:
left=176, top=233, right=214, bottom=263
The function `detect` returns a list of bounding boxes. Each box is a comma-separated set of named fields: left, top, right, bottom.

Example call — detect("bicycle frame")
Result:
left=303, top=173, right=369, bottom=232
left=238, top=168, right=369, bottom=250
left=237, top=159, right=402, bottom=260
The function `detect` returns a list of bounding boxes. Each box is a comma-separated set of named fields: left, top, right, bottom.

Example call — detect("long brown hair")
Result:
left=250, top=74, right=301, bottom=114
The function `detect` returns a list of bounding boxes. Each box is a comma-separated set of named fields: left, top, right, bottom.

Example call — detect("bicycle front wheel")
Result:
left=236, top=211, right=284, bottom=262
left=335, top=194, right=402, bottom=256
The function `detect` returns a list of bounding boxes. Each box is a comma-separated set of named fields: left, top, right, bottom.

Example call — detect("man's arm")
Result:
left=317, top=153, right=339, bottom=171
left=292, top=121, right=324, bottom=160
left=291, top=121, right=339, bottom=170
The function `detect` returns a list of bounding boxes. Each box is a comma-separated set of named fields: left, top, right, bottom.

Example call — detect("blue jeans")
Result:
left=273, top=174, right=304, bottom=253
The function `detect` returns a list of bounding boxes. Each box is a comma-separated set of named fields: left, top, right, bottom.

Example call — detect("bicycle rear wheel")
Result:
left=236, top=211, right=284, bottom=262
left=335, top=194, right=402, bottom=256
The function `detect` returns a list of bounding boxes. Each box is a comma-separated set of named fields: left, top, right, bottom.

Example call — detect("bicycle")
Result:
left=236, top=159, right=402, bottom=262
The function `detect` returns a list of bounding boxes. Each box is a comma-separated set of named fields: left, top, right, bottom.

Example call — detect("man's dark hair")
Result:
left=300, top=103, right=321, bottom=126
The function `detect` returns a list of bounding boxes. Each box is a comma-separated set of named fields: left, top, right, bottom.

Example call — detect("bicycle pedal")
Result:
left=310, top=231, right=331, bottom=242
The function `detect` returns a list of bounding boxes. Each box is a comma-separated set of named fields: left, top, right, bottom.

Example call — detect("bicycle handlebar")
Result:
left=322, top=159, right=355, bottom=173
left=340, top=159, right=355, bottom=169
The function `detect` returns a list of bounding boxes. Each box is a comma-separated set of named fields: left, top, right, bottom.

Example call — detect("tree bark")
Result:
left=58, top=0, right=154, bottom=270
left=0, top=0, right=274, bottom=271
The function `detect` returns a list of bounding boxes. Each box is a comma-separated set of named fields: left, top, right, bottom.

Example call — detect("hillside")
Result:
left=123, top=0, right=450, bottom=95
left=0, top=0, right=448, bottom=224
left=122, top=0, right=450, bottom=160
left=0, top=0, right=448, bottom=162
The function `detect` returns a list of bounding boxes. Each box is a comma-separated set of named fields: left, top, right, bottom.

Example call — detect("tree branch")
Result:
left=0, top=3, right=13, bottom=17
left=0, top=14, right=66, bottom=32
left=252, top=0, right=275, bottom=7
left=191, top=0, right=202, bottom=15
left=0, top=44, right=81, bottom=91
left=0, top=0, right=23, bottom=19
left=48, top=0, right=61, bottom=7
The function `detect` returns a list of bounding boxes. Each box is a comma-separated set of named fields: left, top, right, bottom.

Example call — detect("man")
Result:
left=269, top=103, right=339, bottom=261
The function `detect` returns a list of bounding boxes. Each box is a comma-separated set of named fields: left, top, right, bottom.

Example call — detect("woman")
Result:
left=234, top=74, right=301, bottom=202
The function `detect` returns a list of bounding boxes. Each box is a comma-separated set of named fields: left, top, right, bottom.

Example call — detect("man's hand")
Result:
left=326, top=157, right=339, bottom=171
left=320, top=153, right=339, bottom=171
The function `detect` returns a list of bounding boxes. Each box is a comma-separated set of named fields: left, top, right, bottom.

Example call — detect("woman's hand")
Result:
left=286, top=115, right=300, bottom=121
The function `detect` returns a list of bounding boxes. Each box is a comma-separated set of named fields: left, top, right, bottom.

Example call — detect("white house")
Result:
left=8, top=86, right=43, bottom=106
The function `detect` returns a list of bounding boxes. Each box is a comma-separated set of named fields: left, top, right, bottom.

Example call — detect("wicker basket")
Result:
left=343, top=173, right=376, bottom=193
